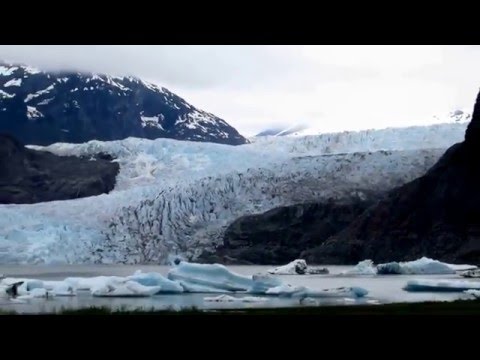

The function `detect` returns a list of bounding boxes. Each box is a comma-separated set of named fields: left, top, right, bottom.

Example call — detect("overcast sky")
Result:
left=1, top=45, right=479, bottom=136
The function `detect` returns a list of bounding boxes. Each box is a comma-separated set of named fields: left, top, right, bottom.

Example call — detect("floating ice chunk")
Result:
left=168, top=262, right=257, bottom=293
left=249, top=274, right=283, bottom=294
left=268, top=259, right=328, bottom=275
left=64, top=276, right=126, bottom=290
left=465, top=290, right=480, bottom=298
left=127, top=271, right=184, bottom=293
left=446, top=263, right=478, bottom=271
left=342, top=260, right=377, bottom=275
left=177, top=282, right=232, bottom=293
left=203, top=295, right=269, bottom=303
left=266, top=284, right=368, bottom=298
left=47, top=282, right=76, bottom=296
left=16, top=288, right=55, bottom=299
left=265, top=284, right=304, bottom=296
left=30, top=288, right=54, bottom=298
left=0, top=281, right=24, bottom=298
left=377, top=257, right=456, bottom=275
left=461, top=269, right=480, bottom=278
left=306, top=266, right=329, bottom=275
left=91, top=280, right=161, bottom=297
left=404, top=279, right=480, bottom=292
left=1, top=278, right=44, bottom=295
left=299, top=297, right=318, bottom=306
left=268, top=259, right=308, bottom=275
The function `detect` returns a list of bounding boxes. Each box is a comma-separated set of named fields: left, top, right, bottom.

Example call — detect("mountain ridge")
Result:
left=0, top=61, right=247, bottom=146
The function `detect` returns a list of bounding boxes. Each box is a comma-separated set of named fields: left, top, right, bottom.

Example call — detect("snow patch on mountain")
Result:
left=25, top=84, right=55, bottom=103
left=0, top=89, right=14, bottom=99
left=26, top=106, right=43, bottom=119
left=140, top=115, right=164, bottom=129
left=3, top=78, right=22, bottom=87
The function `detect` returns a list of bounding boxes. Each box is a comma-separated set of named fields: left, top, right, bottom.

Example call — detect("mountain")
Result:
left=0, top=61, right=247, bottom=146
left=0, top=134, right=118, bottom=204
left=302, top=92, right=480, bottom=265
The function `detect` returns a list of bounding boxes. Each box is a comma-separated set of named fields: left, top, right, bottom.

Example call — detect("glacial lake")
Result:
left=0, top=265, right=477, bottom=313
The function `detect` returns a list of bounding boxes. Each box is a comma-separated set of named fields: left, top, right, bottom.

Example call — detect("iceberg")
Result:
left=446, top=263, right=477, bottom=271
left=64, top=276, right=126, bottom=291
left=460, top=269, right=480, bottom=278
left=267, top=259, right=328, bottom=275
left=167, top=261, right=282, bottom=293
left=203, top=295, right=269, bottom=303
left=404, top=279, right=480, bottom=292
left=465, top=290, right=480, bottom=298
left=342, top=260, right=377, bottom=275
left=345, top=257, right=475, bottom=276
left=377, top=257, right=456, bottom=275
left=306, top=266, right=329, bottom=275
left=91, top=280, right=161, bottom=297
left=17, top=288, right=55, bottom=299
left=268, top=260, right=308, bottom=275
left=266, top=284, right=368, bottom=298
left=127, top=270, right=184, bottom=293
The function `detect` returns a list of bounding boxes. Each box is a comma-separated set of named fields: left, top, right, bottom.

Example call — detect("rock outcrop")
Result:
left=199, top=200, right=372, bottom=265
left=0, top=134, right=119, bottom=204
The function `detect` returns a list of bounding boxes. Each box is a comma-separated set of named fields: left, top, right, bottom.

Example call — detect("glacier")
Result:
left=345, top=257, right=473, bottom=275
left=0, top=121, right=467, bottom=264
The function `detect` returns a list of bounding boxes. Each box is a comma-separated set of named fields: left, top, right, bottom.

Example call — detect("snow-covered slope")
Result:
left=0, top=122, right=467, bottom=264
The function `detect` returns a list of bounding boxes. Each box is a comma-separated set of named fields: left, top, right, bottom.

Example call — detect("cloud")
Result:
left=0, top=45, right=478, bottom=136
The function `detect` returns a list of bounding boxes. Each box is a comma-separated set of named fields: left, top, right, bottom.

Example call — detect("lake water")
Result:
left=0, top=265, right=477, bottom=313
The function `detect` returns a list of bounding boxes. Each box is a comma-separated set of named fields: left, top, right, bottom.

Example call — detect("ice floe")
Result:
left=267, top=259, right=328, bottom=275
left=345, top=257, right=474, bottom=275
left=203, top=295, right=269, bottom=303
left=404, top=279, right=480, bottom=292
